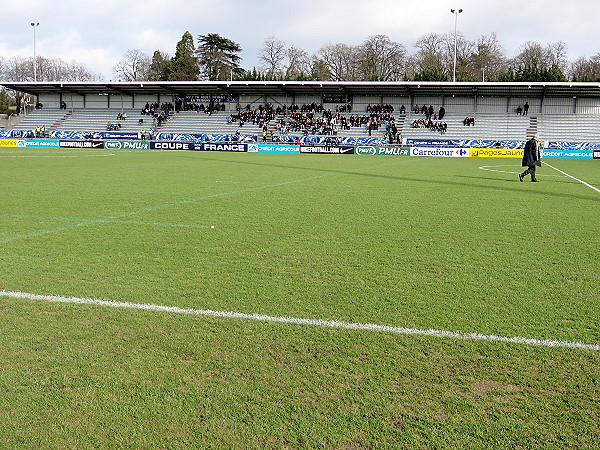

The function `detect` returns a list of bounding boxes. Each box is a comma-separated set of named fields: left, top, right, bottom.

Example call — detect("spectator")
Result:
left=523, top=102, right=529, bottom=115
left=516, top=105, right=523, bottom=115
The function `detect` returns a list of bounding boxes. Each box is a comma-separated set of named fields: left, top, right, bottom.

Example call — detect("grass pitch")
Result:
left=1, top=148, right=598, bottom=448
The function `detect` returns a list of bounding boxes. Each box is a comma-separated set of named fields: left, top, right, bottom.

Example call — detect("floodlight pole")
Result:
left=31, top=22, right=39, bottom=82
left=450, top=9, right=462, bottom=82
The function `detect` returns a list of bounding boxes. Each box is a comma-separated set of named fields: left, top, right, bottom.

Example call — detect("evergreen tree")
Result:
left=196, top=33, right=243, bottom=80
left=169, top=32, right=199, bottom=81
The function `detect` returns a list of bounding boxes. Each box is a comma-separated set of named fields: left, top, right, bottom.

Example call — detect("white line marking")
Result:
left=1, top=290, right=597, bottom=351
left=479, top=165, right=564, bottom=177
left=0, top=160, right=403, bottom=244
left=543, top=162, right=600, bottom=193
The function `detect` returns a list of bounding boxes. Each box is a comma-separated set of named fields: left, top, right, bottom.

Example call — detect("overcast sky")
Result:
left=2, top=0, right=599, bottom=80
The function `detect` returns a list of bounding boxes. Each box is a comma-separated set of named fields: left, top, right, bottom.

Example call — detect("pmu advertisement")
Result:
left=470, top=148, right=523, bottom=158
left=411, top=147, right=469, bottom=157
left=105, top=141, right=151, bottom=150
left=355, top=146, right=410, bottom=156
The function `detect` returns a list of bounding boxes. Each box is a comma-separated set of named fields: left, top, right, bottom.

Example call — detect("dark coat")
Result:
left=522, top=138, right=541, bottom=167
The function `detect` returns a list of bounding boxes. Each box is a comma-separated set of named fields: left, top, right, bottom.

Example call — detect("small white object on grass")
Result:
left=211, top=225, right=215, bottom=228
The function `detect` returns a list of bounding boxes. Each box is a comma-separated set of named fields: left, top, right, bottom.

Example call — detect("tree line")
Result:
left=109, top=31, right=600, bottom=83
left=1, top=30, right=599, bottom=86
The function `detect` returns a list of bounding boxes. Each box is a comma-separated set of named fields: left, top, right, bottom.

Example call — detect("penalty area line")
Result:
left=1, top=290, right=598, bottom=351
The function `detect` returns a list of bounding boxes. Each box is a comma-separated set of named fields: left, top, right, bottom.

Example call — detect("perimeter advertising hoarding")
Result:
left=595, top=150, right=600, bottom=159
left=356, top=146, right=410, bottom=156
left=151, top=141, right=194, bottom=150
left=105, top=141, right=150, bottom=150
left=542, top=149, right=594, bottom=159
left=196, top=143, right=248, bottom=152
left=411, top=147, right=469, bottom=157
left=18, top=140, right=60, bottom=148
left=469, top=148, right=523, bottom=158
left=300, top=145, right=354, bottom=154
left=0, top=139, right=17, bottom=147
left=254, top=144, right=300, bottom=153
left=59, top=141, right=104, bottom=148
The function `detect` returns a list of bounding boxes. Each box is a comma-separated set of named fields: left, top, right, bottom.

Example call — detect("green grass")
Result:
left=0, top=148, right=598, bottom=448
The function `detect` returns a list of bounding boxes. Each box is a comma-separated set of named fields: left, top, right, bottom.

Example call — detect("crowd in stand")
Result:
left=367, top=104, right=394, bottom=113
left=228, top=103, right=277, bottom=130
left=106, top=122, right=122, bottom=131
left=181, top=102, right=226, bottom=113
left=411, top=118, right=448, bottom=134
left=463, top=117, right=475, bottom=126
left=141, top=102, right=172, bottom=116
left=409, top=104, right=448, bottom=134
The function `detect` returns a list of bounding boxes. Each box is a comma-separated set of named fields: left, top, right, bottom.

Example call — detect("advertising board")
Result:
left=595, top=150, right=600, bottom=159
left=150, top=141, right=194, bottom=150
left=0, top=139, right=17, bottom=147
left=256, top=144, right=300, bottom=153
left=105, top=141, right=150, bottom=150
left=355, top=146, right=410, bottom=156
left=197, top=143, right=248, bottom=152
left=17, top=140, right=60, bottom=148
left=59, top=141, right=104, bottom=148
left=410, top=147, right=469, bottom=157
left=541, top=149, right=593, bottom=159
left=300, top=145, right=354, bottom=154
left=469, top=148, right=523, bottom=158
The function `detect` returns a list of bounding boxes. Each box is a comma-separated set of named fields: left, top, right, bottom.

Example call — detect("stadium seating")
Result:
left=9, top=106, right=600, bottom=143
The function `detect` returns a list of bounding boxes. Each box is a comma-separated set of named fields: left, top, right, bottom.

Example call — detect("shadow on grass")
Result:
left=175, top=152, right=600, bottom=203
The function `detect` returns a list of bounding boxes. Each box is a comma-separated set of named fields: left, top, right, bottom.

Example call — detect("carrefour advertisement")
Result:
left=411, top=147, right=469, bottom=157
left=542, top=149, right=594, bottom=159
left=356, top=146, right=410, bottom=156
left=470, top=148, right=523, bottom=158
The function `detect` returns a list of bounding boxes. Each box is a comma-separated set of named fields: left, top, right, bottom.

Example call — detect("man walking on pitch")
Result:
left=519, top=134, right=541, bottom=182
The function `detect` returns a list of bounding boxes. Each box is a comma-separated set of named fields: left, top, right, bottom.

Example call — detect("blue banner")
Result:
left=256, top=144, right=300, bottom=153
left=546, top=141, right=600, bottom=151
left=405, top=138, right=526, bottom=149
left=150, top=141, right=194, bottom=150
left=196, top=143, right=248, bottom=152
left=542, top=149, right=594, bottom=159
left=17, top=139, right=60, bottom=148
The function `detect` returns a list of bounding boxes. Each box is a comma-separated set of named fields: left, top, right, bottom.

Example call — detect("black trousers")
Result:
left=522, top=165, right=537, bottom=179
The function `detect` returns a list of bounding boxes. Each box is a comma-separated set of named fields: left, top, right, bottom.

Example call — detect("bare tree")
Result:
left=467, top=33, right=508, bottom=81
left=412, top=33, right=449, bottom=80
left=316, top=43, right=358, bottom=81
left=285, top=46, right=311, bottom=79
left=356, top=35, right=407, bottom=81
left=570, top=53, right=600, bottom=81
left=113, top=49, right=151, bottom=81
left=259, top=36, right=287, bottom=78
left=546, top=41, right=568, bottom=72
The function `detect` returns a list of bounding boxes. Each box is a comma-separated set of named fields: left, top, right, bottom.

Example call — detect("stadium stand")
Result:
left=4, top=80, right=600, bottom=145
